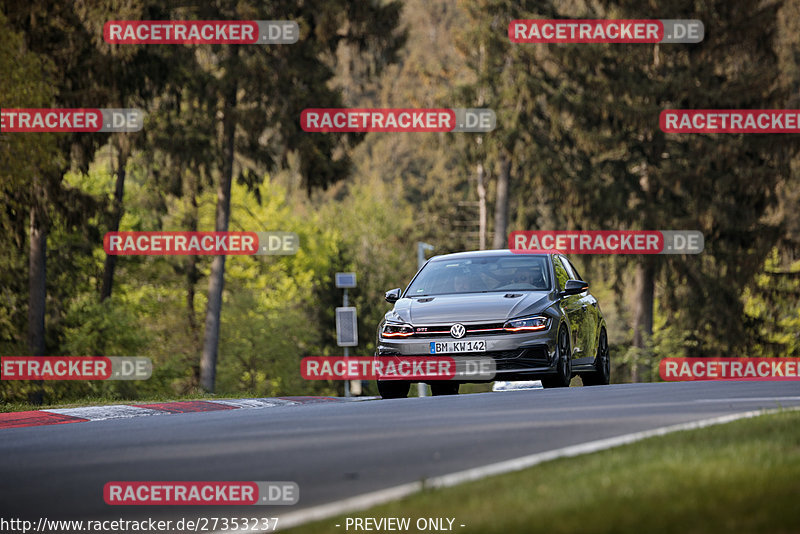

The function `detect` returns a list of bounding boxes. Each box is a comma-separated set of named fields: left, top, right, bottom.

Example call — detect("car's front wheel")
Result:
left=542, top=326, right=572, bottom=388
left=377, top=380, right=410, bottom=399
left=582, top=328, right=610, bottom=386
left=430, top=382, right=459, bottom=396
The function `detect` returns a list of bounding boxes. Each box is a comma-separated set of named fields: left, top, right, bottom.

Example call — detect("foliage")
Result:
left=2, top=1, right=800, bottom=406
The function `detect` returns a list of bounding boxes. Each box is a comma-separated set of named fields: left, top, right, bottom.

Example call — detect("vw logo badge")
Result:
left=450, top=323, right=466, bottom=339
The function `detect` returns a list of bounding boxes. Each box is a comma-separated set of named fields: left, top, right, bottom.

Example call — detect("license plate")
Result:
left=430, top=340, right=486, bottom=354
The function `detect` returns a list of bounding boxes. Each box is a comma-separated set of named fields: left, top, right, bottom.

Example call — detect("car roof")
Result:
left=427, top=249, right=563, bottom=262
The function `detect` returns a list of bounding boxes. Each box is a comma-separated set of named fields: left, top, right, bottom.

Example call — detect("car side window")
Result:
left=563, top=257, right=584, bottom=281
left=552, top=256, right=570, bottom=291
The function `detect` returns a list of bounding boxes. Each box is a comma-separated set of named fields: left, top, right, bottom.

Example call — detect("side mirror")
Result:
left=385, top=288, right=402, bottom=303
left=561, top=279, right=588, bottom=297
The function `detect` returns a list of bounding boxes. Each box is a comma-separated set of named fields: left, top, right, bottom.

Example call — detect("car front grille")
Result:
left=410, top=322, right=507, bottom=337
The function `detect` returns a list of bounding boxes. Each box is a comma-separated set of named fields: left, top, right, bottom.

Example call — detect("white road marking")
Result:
left=274, top=482, right=423, bottom=531
left=492, top=381, right=543, bottom=391
left=38, top=396, right=363, bottom=424
left=42, top=405, right=164, bottom=421
left=213, top=399, right=297, bottom=409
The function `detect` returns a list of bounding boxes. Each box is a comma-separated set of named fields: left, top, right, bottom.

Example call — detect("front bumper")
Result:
left=376, top=329, right=559, bottom=382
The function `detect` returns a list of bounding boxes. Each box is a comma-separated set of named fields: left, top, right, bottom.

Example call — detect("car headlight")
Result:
left=503, top=315, right=549, bottom=332
left=381, top=322, right=414, bottom=338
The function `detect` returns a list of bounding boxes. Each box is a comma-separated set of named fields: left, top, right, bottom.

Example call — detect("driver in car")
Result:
left=510, top=265, right=547, bottom=289
left=453, top=270, right=473, bottom=293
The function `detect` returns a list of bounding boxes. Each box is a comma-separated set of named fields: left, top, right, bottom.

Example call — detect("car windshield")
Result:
left=406, top=255, right=551, bottom=296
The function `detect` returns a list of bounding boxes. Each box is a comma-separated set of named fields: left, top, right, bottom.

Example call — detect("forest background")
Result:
left=1, top=0, right=798, bottom=404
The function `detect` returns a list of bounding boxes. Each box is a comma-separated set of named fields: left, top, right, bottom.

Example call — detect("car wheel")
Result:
left=377, top=380, right=410, bottom=399
left=542, top=326, right=572, bottom=388
left=582, top=328, right=610, bottom=386
left=430, top=382, right=460, bottom=396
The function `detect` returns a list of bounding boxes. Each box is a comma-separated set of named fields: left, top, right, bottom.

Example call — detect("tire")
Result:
left=377, top=380, right=410, bottom=399
left=430, top=382, right=460, bottom=396
left=582, top=328, right=610, bottom=386
left=541, top=326, right=572, bottom=388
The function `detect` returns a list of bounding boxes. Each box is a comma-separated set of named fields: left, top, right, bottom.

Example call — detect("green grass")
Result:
left=288, top=409, right=800, bottom=534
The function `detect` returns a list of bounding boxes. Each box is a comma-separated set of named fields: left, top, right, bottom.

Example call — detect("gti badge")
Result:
left=450, top=323, right=466, bottom=339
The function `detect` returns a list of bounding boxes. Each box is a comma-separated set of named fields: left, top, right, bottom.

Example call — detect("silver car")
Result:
left=375, top=249, right=610, bottom=398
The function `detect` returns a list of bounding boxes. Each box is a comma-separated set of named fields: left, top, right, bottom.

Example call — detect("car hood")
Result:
left=387, top=292, right=552, bottom=324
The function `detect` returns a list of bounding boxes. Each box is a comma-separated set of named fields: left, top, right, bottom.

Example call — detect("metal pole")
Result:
left=416, top=243, right=434, bottom=397
left=343, top=287, right=350, bottom=398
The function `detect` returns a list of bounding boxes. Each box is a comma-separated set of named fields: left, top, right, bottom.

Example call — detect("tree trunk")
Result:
left=186, top=211, right=201, bottom=385
left=28, top=202, right=47, bottom=405
left=631, top=163, right=656, bottom=382
left=477, top=162, right=487, bottom=250
left=200, top=48, right=238, bottom=392
left=186, top=172, right=201, bottom=355
left=492, top=152, right=510, bottom=249
left=28, top=206, right=46, bottom=356
left=100, top=138, right=129, bottom=301
left=631, top=256, right=655, bottom=382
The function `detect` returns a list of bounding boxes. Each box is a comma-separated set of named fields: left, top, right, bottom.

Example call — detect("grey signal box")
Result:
left=336, top=307, right=358, bottom=347
left=335, top=272, right=357, bottom=288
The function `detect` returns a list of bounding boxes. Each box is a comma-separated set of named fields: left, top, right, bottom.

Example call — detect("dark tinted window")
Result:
left=552, top=256, right=570, bottom=291
left=562, top=257, right=584, bottom=281
left=406, top=255, right=552, bottom=296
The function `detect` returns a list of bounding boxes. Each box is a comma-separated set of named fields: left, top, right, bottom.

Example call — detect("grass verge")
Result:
left=288, top=409, right=800, bottom=534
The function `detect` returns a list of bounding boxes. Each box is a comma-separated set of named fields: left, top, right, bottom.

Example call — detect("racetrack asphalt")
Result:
left=1, top=381, right=798, bottom=528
